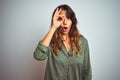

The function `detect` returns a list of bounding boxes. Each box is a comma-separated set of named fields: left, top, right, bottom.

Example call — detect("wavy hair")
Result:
left=50, top=4, right=82, bottom=56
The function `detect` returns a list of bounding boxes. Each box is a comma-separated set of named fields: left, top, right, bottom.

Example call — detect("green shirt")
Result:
left=34, top=36, right=92, bottom=80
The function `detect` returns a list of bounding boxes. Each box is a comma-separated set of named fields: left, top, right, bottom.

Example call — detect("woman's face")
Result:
left=59, top=10, right=72, bottom=35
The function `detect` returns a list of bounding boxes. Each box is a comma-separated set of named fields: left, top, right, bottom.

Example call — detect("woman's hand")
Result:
left=52, top=8, right=64, bottom=30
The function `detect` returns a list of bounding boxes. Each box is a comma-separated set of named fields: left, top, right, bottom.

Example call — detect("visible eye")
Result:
left=58, top=17, right=62, bottom=21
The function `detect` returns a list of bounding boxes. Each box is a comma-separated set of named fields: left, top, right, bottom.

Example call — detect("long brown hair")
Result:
left=50, top=4, right=81, bottom=56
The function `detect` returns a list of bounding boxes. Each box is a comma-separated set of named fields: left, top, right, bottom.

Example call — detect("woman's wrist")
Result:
left=51, top=25, right=58, bottom=31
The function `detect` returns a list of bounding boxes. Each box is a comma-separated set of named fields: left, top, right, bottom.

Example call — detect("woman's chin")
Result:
left=61, top=32, right=69, bottom=35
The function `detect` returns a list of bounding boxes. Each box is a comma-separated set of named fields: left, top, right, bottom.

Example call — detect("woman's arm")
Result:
left=83, top=39, right=92, bottom=80
left=41, top=8, right=63, bottom=47
left=41, top=26, right=56, bottom=47
left=34, top=8, right=63, bottom=60
left=33, top=42, right=49, bottom=61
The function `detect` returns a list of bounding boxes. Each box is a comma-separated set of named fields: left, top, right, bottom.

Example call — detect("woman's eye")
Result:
left=58, top=17, right=62, bottom=21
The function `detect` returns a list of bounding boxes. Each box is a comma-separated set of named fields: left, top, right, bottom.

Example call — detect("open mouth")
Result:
left=62, top=27, right=68, bottom=29
left=61, top=26, right=68, bottom=32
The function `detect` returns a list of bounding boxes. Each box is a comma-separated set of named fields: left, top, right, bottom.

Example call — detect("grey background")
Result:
left=0, top=0, right=120, bottom=80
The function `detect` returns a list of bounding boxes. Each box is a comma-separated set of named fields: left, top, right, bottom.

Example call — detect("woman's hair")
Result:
left=50, top=4, right=81, bottom=56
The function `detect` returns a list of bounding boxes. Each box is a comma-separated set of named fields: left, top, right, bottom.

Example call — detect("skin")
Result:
left=41, top=8, right=72, bottom=52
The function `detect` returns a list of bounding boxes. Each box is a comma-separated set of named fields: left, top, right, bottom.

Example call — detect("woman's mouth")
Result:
left=61, top=27, right=68, bottom=31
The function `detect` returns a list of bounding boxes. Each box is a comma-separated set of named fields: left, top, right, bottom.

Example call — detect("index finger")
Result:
left=55, top=8, right=62, bottom=16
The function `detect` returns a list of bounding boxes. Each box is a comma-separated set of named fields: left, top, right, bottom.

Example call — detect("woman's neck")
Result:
left=62, top=34, right=70, bottom=41
left=62, top=34, right=71, bottom=52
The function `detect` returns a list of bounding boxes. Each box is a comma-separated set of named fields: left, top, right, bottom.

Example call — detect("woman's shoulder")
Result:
left=79, top=35, right=88, bottom=44
left=79, top=35, right=88, bottom=41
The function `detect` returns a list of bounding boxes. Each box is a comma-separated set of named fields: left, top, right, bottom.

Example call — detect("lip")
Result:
left=61, top=26, right=68, bottom=32
left=61, top=26, right=68, bottom=29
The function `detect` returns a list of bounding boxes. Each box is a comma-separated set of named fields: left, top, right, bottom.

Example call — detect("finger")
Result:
left=54, top=8, right=59, bottom=16
left=54, top=12, right=60, bottom=20
left=58, top=8, right=62, bottom=13
left=55, top=8, right=62, bottom=16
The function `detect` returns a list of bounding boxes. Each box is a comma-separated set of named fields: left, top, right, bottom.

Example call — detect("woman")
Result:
left=34, top=4, right=92, bottom=80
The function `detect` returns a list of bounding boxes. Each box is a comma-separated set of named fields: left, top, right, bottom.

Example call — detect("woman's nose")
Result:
left=63, top=18, right=67, bottom=25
